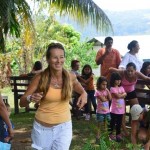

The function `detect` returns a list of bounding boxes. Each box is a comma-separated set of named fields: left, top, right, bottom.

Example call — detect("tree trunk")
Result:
left=0, top=27, right=5, bottom=53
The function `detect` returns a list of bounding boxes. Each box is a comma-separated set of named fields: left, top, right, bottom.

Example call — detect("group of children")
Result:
left=74, top=62, right=127, bottom=141
left=74, top=61, right=150, bottom=144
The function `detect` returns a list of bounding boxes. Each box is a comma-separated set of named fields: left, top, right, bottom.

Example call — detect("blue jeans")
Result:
left=96, top=113, right=111, bottom=122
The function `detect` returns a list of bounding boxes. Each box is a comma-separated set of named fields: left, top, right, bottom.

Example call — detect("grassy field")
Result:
left=0, top=87, right=142, bottom=150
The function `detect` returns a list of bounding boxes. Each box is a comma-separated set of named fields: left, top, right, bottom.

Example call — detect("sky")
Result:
left=93, top=0, right=150, bottom=11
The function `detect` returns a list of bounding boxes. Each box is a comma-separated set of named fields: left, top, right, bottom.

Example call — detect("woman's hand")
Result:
left=30, top=92, right=43, bottom=103
left=77, top=92, right=87, bottom=110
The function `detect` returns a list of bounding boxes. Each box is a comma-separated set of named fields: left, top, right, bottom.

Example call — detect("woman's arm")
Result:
left=137, top=71, right=150, bottom=81
left=20, top=74, right=43, bottom=107
left=109, top=67, right=123, bottom=75
left=71, top=73, right=87, bottom=109
left=0, top=95, right=14, bottom=139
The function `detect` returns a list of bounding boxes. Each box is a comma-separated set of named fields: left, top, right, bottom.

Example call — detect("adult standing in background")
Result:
left=70, top=60, right=82, bottom=119
left=20, top=43, right=87, bottom=150
left=119, top=40, right=143, bottom=72
left=95, top=37, right=121, bottom=80
left=70, top=60, right=80, bottom=76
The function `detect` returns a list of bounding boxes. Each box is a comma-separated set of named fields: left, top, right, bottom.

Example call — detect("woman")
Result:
left=109, top=62, right=150, bottom=137
left=119, top=40, right=143, bottom=72
left=110, top=62, right=150, bottom=106
left=20, top=43, right=87, bottom=150
left=130, top=104, right=150, bottom=150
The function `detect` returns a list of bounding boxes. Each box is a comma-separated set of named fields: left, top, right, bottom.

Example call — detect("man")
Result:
left=95, top=37, right=121, bottom=80
left=71, top=60, right=80, bottom=76
left=130, top=104, right=150, bottom=150
left=70, top=60, right=82, bottom=119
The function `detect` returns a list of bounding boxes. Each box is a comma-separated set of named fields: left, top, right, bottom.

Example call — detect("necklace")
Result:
left=54, top=83, right=60, bottom=88
left=51, top=77, right=62, bottom=88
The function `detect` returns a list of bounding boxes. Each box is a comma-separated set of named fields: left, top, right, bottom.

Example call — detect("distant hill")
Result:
left=57, top=9, right=150, bottom=40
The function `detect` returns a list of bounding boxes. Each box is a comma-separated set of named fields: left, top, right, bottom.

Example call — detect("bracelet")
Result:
left=26, top=95, right=32, bottom=103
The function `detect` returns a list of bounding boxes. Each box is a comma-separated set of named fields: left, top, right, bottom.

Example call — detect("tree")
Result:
left=0, top=0, right=112, bottom=52
left=0, top=0, right=33, bottom=52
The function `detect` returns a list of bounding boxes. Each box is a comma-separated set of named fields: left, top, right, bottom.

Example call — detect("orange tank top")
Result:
left=35, top=87, right=71, bottom=124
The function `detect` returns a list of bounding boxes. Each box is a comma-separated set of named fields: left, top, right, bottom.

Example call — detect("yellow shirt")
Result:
left=35, top=87, right=71, bottom=124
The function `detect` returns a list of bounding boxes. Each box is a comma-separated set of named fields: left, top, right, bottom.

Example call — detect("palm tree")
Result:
left=49, top=0, right=112, bottom=32
left=0, top=0, right=33, bottom=52
left=0, top=0, right=112, bottom=52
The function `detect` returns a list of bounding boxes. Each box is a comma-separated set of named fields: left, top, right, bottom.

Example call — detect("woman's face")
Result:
left=133, top=43, right=140, bottom=53
left=126, top=66, right=136, bottom=77
left=48, top=48, right=65, bottom=71
left=145, top=65, right=150, bottom=76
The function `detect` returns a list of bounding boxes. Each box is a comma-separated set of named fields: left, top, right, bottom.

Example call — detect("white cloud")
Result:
left=93, top=0, right=150, bottom=11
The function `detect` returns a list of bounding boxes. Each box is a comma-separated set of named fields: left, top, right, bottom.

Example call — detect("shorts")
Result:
left=125, top=90, right=137, bottom=100
left=31, top=120, right=72, bottom=150
left=96, top=113, right=111, bottom=122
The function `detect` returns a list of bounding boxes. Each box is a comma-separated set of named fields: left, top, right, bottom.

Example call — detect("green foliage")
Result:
left=34, top=13, right=97, bottom=70
left=0, top=0, right=33, bottom=52
left=65, top=42, right=97, bottom=70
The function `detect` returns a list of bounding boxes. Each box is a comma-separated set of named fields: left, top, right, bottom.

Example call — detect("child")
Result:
left=109, top=72, right=127, bottom=142
left=94, top=76, right=111, bottom=142
left=78, top=64, right=97, bottom=120
left=0, top=103, right=14, bottom=144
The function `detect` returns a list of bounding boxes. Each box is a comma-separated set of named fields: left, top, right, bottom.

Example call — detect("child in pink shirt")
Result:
left=94, top=76, right=111, bottom=143
left=109, top=72, right=127, bottom=142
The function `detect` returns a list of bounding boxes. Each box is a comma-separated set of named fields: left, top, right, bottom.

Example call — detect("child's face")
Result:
left=84, top=67, right=91, bottom=74
left=145, top=65, right=150, bottom=75
left=114, top=80, right=121, bottom=86
left=100, top=81, right=107, bottom=90
left=7, top=106, right=11, bottom=116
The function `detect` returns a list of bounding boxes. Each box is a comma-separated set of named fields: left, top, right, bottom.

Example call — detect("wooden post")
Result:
left=14, top=78, right=19, bottom=114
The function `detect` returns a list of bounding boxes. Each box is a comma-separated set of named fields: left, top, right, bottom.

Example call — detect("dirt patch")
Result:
left=11, top=128, right=32, bottom=150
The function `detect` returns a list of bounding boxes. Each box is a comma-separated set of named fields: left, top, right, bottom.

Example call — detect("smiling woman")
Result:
left=19, top=42, right=87, bottom=150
